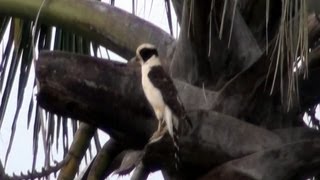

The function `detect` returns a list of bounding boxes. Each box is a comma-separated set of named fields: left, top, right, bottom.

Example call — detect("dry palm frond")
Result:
left=268, top=0, right=308, bottom=111
left=227, top=0, right=238, bottom=48
left=164, top=0, right=174, bottom=36
left=266, top=0, right=270, bottom=54
left=219, top=0, right=228, bottom=39
left=31, top=0, right=50, bottom=173
left=132, top=0, right=136, bottom=15
left=10, top=160, right=65, bottom=180
left=188, top=0, right=195, bottom=38
left=208, top=0, right=215, bottom=56
left=216, top=0, right=238, bottom=48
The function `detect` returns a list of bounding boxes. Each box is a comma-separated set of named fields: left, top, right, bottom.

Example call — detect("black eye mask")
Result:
left=139, top=48, right=158, bottom=62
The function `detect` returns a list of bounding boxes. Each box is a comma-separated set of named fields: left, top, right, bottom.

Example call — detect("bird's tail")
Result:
left=164, top=108, right=186, bottom=171
left=172, top=125, right=181, bottom=170
left=172, top=116, right=192, bottom=171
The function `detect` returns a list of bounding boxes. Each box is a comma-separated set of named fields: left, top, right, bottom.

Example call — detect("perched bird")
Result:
left=135, top=43, right=191, bottom=169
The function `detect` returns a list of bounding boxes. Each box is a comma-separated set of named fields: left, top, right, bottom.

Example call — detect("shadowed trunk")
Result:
left=36, top=51, right=320, bottom=179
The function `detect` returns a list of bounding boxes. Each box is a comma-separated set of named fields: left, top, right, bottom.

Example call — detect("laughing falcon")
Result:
left=135, top=43, right=191, bottom=168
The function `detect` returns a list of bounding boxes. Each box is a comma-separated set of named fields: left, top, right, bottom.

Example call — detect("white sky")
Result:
left=0, top=0, right=178, bottom=179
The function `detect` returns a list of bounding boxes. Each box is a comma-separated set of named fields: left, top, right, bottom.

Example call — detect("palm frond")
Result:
left=0, top=17, right=10, bottom=43
left=165, top=0, right=173, bottom=36
left=3, top=18, right=34, bottom=166
left=268, top=0, right=309, bottom=110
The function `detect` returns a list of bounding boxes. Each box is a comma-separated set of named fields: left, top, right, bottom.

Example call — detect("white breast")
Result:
left=141, top=61, right=165, bottom=121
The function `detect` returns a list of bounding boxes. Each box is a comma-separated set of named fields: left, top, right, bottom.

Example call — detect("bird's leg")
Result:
left=158, top=120, right=167, bottom=136
left=149, top=118, right=167, bottom=143
left=157, top=119, right=162, bottom=132
left=158, top=118, right=167, bottom=136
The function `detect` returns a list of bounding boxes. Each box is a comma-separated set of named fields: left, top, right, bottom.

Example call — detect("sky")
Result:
left=0, top=0, right=178, bottom=179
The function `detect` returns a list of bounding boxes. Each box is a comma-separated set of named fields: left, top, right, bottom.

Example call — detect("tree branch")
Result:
left=58, top=123, right=96, bottom=179
left=36, top=52, right=277, bottom=174
left=36, top=51, right=320, bottom=177
left=273, top=127, right=320, bottom=143
left=131, top=162, right=149, bottom=180
left=36, top=51, right=217, bottom=143
left=0, top=0, right=175, bottom=60
left=87, top=139, right=124, bottom=179
left=36, top=51, right=154, bottom=147
left=0, top=161, right=9, bottom=180
left=112, top=150, right=142, bottom=175
left=200, top=140, right=320, bottom=180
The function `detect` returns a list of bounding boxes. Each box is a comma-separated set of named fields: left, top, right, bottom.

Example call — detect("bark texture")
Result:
left=36, top=51, right=320, bottom=179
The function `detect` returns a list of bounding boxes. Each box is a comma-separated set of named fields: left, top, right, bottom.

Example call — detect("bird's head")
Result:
left=135, top=43, right=159, bottom=65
